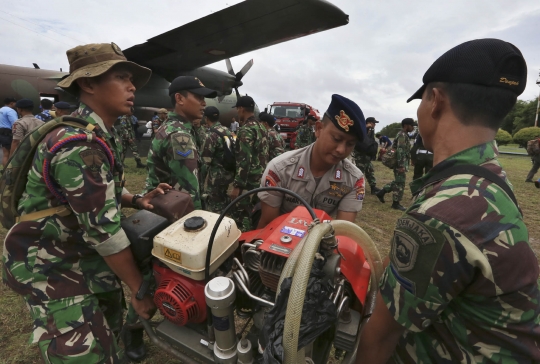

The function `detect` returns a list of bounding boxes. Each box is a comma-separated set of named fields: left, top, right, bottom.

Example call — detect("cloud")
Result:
left=0, top=0, right=539, bottom=127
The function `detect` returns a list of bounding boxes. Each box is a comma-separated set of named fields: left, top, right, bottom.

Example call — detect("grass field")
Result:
left=1, top=154, right=539, bottom=363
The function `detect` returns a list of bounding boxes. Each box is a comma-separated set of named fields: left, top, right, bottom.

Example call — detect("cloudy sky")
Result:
left=0, top=0, right=539, bottom=128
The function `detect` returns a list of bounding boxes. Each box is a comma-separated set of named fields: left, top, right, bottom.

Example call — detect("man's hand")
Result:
left=230, top=186, right=241, bottom=201
left=131, top=294, right=156, bottom=320
left=138, top=183, right=172, bottom=210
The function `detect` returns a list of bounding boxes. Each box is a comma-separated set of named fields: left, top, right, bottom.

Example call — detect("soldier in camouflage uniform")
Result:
left=230, top=96, right=269, bottom=231
left=294, top=114, right=316, bottom=149
left=376, top=118, right=415, bottom=211
left=2, top=42, right=171, bottom=363
left=118, top=109, right=145, bottom=168
left=201, top=106, right=235, bottom=213
left=193, top=117, right=208, bottom=150
left=353, top=116, right=381, bottom=194
left=357, top=39, right=540, bottom=363
left=143, top=76, right=217, bottom=210
left=259, top=111, right=285, bottom=161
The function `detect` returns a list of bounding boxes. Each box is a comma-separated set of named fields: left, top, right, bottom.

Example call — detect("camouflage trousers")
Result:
left=526, top=156, right=540, bottom=181
left=382, top=169, right=406, bottom=202
left=122, top=140, right=142, bottom=164
left=32, top=291, right=126, bottom=363
left=354, top=154, right=377, bottom=188
left=205, top=184, right=232, bottom=214
left=231, top=182, right=259, bottom=232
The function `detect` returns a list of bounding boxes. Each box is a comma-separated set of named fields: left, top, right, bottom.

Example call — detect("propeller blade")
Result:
left=225, top=58, right=235, bottom=76
left=234, top=87, right=241, bottom=100
left=217, top=95, right=225, bottom=103
left=236, top=59, right=254, bottom=81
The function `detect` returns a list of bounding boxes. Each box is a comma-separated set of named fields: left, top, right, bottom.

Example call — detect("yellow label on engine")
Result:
left=163, top=247, right=182, bottom=264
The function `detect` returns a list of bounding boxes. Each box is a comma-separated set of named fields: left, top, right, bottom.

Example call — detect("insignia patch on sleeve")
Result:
left=354, top=177, right=365, bottom=200
left=79, top=149, right=106, bottom=176
left=268, top=170, right=281, bottom=183
left=265, top=176, right=277, bottom=187
left=392, top=231, right=419, bottom=272
left=172, top=133, right=195, bottom=160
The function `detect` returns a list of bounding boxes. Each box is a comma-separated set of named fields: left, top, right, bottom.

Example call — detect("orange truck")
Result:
left=266, top=102, right=320, bottom=149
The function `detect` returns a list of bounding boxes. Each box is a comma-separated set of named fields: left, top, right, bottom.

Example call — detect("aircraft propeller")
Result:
left=225, top=58, right=253, bottom=100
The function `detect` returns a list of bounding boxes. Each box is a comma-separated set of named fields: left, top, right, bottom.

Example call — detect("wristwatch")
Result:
left=131, top=194, right=143, bottom=209
left=135, top=279, right=150, bottom=300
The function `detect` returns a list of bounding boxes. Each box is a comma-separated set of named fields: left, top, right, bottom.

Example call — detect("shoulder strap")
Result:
left=421, top=164, right=521, bottom=214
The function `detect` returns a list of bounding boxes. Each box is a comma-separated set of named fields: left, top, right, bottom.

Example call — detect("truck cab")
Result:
left=267, top=102, right=320, bottom=149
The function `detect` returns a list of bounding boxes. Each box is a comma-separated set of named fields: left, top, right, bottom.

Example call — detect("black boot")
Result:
left=525, top=179, right=533, bottom=183
left=391, top=201, right=406, bottom=211
left=371, top=186, right=381, bottom=195
left=136, top=161, right=146, bottom=169
left=123, top=328, right=147, bottom=363
left=375, top=189, right=386, bottom=203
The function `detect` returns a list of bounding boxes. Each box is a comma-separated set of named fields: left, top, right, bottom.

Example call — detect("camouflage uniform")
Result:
left=194, top=125, right=208, bottom=150
left=295, top=124, right=315, bottom=149
left=233, top=116, right=269, bottom=231
left=354, top=154, right=376, bottom=188
left=118, top=115, right=143, bottom=165
left=143, top=111, right=201, bottom=209
left=380, top=141, right=540, bottom=363
left=2, top=103, right=127, bottom=363
left=201, top=122, right=234, bottom=213
left=382, top=130, right=410, bottom=202
left=268, top=128, right=285, bottom=161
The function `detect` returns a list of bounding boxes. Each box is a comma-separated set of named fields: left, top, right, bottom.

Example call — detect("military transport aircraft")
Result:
left=0, top=0, right=348, bottom=125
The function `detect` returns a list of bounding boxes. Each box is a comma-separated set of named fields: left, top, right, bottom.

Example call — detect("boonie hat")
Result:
left=402, top=118, right=417, bottom=126
left=16, top=99, right=33, bottom=109
left=57, top=42, right=151, bottom=91
left=169, top=76, right=217, bottom=98
left=233, top=95, right=255, bottom=108
left=365, top=117, right=379, bottom=124
left=158, top=108, right=168, bottom=114
left=204, top=106, right=220, bottom=118
left=407, top=38, right=527, bottom=102
left=325, top=94, right=366, bottom=140
left=54, top=101, right=71, bottom=109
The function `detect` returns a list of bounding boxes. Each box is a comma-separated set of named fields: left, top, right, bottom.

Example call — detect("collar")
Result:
left=410, top=141, right=499, bottom=194
left=73, top=102, right=112, bottom=139
left=292, top=143, right=347, bottom=188
left=21, top=114, right=38, bottom=119
left=168, top=111, right=193, bottom=130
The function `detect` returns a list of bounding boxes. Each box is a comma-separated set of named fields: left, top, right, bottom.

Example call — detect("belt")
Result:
left=416, top=150, right=432, bottom=154
left=0, top=128, right=12, bottom=136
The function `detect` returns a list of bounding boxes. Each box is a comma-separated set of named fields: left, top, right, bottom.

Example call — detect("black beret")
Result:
left=401, top=118, right=417, bottom=126
left=408, top=38, right=527, bottom=102
left=54, top=101, right=72, bottom=109
left=324, top=94, right=366, bottom=140
left=16, top=98, right=33, bottom=108
left=169, top=76, right=217, bottom=98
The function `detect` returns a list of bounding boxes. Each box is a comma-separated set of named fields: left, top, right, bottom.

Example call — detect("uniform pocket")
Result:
left=171, top=132, right=196, bottom=160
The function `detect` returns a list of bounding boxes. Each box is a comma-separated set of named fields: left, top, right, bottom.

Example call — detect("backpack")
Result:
left=526, top=138, right=540, bottom=156
left=0, top=116, right=115, bottom=229
left=36, top=111, right=54, bottom=122
left=210, top=127, right=236, bottom=172
left=381, top=137, right=398, bottom=169
left=354, top=135, right=378, bottom=158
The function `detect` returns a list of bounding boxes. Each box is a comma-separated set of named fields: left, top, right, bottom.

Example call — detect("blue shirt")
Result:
left=0, top=106, right=17, bottom=129
left=35, top=110, right=53, bottom=122
left=378, top=135, right=391, bottom=147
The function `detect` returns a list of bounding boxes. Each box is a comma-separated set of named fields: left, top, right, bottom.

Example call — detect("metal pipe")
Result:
left=337, top=296, right=349, bottom=318
left=233, top=272, right=274, bottom=307
left=138, top=317, right=199, bottom=364
left=233, top=257, right=250, bottom=289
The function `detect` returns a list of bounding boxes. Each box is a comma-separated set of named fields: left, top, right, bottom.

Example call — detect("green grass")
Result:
left=498, top=143, right=528, bottom=154
left=1, top=154, right=539, bottom=363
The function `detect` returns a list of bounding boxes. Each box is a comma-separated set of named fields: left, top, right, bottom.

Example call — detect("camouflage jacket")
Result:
left=201, top=122, right=234, bottom=188
left=2, top=103, right=127, bottom=309
left=394, top=130, right=411, bottom=170
left=194, top=125, right=208, bottom=150
left=268, top=128, right=285, bottom=161
left=234, top=116, right=269, bottom=189
left=143, top=111, right=201, bottom=208
left=118, top=115, right=136, bottom=143
left=380, top=141, right=540, bottom=363
left=295, top=124, right=315, bottom=149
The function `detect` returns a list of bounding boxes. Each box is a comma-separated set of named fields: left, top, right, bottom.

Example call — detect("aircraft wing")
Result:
left=123, top=0, right=348, bottom=80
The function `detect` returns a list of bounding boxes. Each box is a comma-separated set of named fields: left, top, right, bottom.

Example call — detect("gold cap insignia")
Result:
left=335, top=110, right=354, bottom=132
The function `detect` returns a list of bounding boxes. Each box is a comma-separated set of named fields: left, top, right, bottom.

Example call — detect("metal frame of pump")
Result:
left=134, top=187, right=383, bottom=364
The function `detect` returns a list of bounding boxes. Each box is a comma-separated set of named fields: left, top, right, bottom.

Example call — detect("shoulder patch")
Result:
left=171, top=132, right=195, bottom=160
left=79, top=149, right=106, bottom=175
left=354, top=177, right=365, bottom=200
left=268, top=169, right=281, bottom=183
left=392, top=230, right=419, bottom=272
left=396, top=217, right=435, bottom=246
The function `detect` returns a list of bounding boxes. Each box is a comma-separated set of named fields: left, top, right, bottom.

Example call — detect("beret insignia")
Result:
left=335, top=110, right=354, bottom=132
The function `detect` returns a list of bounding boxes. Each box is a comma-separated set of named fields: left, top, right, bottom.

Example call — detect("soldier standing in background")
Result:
left=53, top=101, right=72, bottom=117
left=10, top=99, right=43, bottom=154
left=35, top=99, right=54, bottom=122
left=152, top=108, right=168, bottom=137
left=357, top=38, right=540, bottom=364
left=230, top=95, right=269, bottom=231
left=411, top=133, right=433, bottom=180
left=376, top=118, right=415, bottom=210
left=118, top=109, right=145, bottom=168
left=193, top=117, right=207, bottom=150
left=0, top=97, right=17, bottom=168
left=295, top=114, right=317, bottom=149
left=260, top=111, right=285, bottom=161
left=144, top=76, right=217, bottom=209
left=201, top=106, right=235, bottom=213
left=353, top=116, right=381, bottom=194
